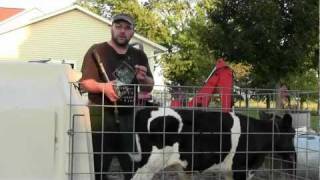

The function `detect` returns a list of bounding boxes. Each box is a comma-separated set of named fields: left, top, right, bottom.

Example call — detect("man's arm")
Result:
left=139, top=76, right=154, bottom=92
left=81, top=79, right=119, bottom=102
left=80, top=44, right=119, bottom=102
left=81, top=79, right=104, bottom=93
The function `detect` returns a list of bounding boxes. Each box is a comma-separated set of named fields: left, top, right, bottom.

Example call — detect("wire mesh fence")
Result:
left=68, top=83, right=320, bottom=180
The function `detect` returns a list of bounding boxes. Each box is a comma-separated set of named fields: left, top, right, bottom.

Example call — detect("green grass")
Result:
left=310, top=115, right=320, bottom=132
left=237, top=109, right=319, bottom=132
left=210, top=98, right=319, bottom=131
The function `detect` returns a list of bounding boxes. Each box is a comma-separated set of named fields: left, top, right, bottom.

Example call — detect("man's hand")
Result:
left=102, top=81, right=119, bottom=102
left=135, top=65, right=147, bottom=82
left=134, top=65, right=154, bottom=92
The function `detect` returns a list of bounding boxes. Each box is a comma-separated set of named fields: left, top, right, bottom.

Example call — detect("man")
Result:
left=280, top=83, right=290, bottom=108
left=80, top=13, right=154, bottom=180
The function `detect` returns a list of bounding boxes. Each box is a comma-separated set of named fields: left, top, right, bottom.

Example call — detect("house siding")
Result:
left=0, top=9, right=160, bottom=73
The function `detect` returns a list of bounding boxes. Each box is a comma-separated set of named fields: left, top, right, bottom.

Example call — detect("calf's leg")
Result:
left=152, top=164, right=191, bottom=180
left=232, top=171, right=246, bottom=180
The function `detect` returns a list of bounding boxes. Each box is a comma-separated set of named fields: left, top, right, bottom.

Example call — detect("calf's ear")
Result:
left=259, top=111, right=273, bottom=120
left=280, top=114, right=293, bottom=129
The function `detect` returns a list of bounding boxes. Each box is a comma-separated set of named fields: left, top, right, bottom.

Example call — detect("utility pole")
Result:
left=318, top=18, right=320, bottom=116
left=318, top=48, right=320, bottom=116
left=318, top=22, right=320, bottom=116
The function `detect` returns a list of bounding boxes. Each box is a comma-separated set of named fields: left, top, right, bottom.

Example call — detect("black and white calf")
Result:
left=131, top=107, right=296, bottom=180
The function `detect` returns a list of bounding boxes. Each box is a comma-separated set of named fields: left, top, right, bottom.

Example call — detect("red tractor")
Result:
left=170, top=58, right=233, bottom=112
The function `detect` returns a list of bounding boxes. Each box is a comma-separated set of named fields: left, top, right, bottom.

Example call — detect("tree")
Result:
left=79, top=0, right=219, bottom=85
left=78, top=0, right=171, bottom=44
left=146, top=0, right=217, bottom=85
left=286, top=69, right=318, bottom=109
left=207, top=0, right=319, bottom=88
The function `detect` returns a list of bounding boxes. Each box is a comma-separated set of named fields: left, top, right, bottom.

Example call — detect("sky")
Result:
left=0, top=0, right=76, bottom=12
left=0, top=0, right=149, bottom=13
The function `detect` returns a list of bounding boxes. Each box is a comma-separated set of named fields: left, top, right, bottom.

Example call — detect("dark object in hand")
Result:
left=113, top=61, right=135, bottom=97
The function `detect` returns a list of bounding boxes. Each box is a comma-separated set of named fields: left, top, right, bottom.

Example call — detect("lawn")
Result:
left=236, top=108, right=319, bottom=132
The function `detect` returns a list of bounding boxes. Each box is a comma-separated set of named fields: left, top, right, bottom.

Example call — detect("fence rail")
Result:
left=68, top=83, right=320, bottom=180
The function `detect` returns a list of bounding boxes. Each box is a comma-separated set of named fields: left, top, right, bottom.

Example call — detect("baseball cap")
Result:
left=112, top=13, right=134, bottom=26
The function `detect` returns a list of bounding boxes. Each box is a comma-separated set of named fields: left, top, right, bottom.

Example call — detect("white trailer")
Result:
left=0, top=61, right=94, bottom=180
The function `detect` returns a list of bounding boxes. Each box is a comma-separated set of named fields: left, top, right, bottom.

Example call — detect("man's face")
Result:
left=111, top=21, right=134, bottom=47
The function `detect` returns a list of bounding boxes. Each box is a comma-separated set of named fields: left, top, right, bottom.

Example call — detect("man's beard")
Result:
left=111, top=32, right=129, bottom=47
left=113, top=38, right=129, bottom=47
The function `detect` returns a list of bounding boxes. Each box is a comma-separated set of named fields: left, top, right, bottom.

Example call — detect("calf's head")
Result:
left=274, top=114, right=296, bottom=175
left=148, top=108, right=183, bottom=148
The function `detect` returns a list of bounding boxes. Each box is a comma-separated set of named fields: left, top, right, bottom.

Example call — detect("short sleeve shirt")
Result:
left=81, top=42, right=153, bottom=112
